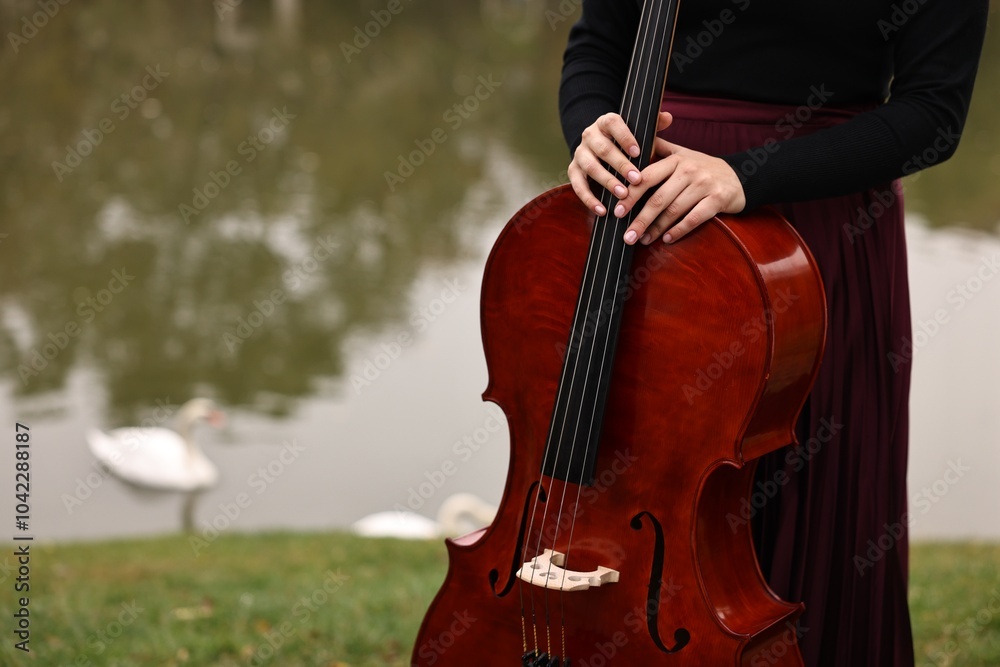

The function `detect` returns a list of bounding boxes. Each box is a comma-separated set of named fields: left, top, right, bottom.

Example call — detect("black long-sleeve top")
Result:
left=559, top=0, right=990, bottom=210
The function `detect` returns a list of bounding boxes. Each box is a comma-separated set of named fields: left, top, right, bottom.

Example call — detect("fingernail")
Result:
left=614, top=204, right=625, bottom=218
left=663, top=233, right=673, bottom=243
left=640, top=233, right=651, bottom=245
left=627, top=171, right=640, bottom=184
left=595, top=204, right=607, bottom=216
left=613, top=185, right=627, bottom=198
left=624, top=230, right=637, bottom=244
left=629, top=145, right=640, bottom=157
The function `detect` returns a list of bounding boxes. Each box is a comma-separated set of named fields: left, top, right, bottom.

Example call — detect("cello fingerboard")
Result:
left=542, top=0, right=682, bottom=485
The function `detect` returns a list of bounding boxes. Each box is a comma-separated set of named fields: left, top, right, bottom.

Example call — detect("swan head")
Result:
left=177, top=398, right=226, bottom=431
left=437, top=493, right=497, bottom=537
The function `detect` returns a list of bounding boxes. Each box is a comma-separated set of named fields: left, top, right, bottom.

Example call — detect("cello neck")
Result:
left=541, top=0, right=682, bottom=485
left=620, top=0, right=682, bottom=171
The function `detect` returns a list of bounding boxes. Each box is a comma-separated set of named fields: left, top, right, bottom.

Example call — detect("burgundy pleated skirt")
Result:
left=659, top=91, right=915, bottom=667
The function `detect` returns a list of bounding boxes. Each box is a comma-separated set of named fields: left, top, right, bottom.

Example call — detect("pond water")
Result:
left=0, top=1, right=997, bottom=543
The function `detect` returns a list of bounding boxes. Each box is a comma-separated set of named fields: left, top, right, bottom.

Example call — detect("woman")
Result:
left=559, top=1, right=989, bottom=665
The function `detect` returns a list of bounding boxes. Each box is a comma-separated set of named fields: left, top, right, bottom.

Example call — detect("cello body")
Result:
left=411, top=185, right=826, bottom=666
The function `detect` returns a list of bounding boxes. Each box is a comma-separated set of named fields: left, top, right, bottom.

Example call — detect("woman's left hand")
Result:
left=616, top=138, right=747, bottom=245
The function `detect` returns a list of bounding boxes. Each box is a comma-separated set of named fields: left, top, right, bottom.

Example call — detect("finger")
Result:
left=659, top=140, right=686, bottom=155
left=573, top=145, right=630, bottom=201
left=652, top=136, right=675, bottom=156
left=615, top=156, right=681, bottom=220
left=621, top=170, right=691, bottom=245
left=597, top=113, right=643, bottom=159
left=656, top=111, right=673, bottom=133
left=638, top=185, right=704, bottom=243
left=661, top=198, right=721, bottom=244
left=585, top=132, right=642, bottom=186
left=568, top=162, right=608, bottom=216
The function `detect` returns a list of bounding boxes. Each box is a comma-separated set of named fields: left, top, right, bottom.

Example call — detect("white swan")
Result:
left=352, top=493, right=497, bottom=539
left=87, top=398, right=225, bottom=492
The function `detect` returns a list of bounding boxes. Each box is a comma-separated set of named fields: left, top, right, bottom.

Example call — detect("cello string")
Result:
left=517, top=0, right=671, bottom=653
left=564, top=0, right=674, bottom=504
left=537, top=0, right=669, bottom=651
left=544, top=0, right=661, bottom=587
left=555, top=0, right=674, bottom=612
left=524, top=192, right=618, bottom=654
left=518, top=0, right=652, bottom=637
left=517, top=169, right=618, bottom=658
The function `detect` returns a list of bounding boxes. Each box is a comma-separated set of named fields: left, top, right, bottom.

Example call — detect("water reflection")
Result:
left=0, top=0, right=574, bottom=419
left=0, top=1, right=997, bottom=541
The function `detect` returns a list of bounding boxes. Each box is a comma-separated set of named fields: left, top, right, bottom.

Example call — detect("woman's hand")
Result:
left=567, top=111, right=747, bottom=244
left=567, top=111, right=673, bottom=217
left=617, top=138, right=746, bottom=245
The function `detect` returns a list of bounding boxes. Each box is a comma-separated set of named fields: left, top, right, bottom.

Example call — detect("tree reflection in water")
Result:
left=0, top=0, right=570, bottom=423
left=0, top=0, right=996, bottom=426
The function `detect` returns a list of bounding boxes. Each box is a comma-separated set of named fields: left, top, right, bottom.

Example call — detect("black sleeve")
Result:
left=558, top=0, right=641, bottom=153
left=722, top=1, right=990, bottom=209
left=558, top=0, right=989, bottom=210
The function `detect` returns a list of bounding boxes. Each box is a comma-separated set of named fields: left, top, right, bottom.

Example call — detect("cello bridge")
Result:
left=516, top=549, right=619, bottom=592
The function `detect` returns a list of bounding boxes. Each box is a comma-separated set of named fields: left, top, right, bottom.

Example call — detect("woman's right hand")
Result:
left=568, top=111, right=673, bottom=216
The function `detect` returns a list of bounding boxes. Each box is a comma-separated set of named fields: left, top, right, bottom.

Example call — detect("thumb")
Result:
left=656, top=111, right=673, bottom=132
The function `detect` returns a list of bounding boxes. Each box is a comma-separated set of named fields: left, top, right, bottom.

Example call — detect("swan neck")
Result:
left=176, top=412, right=201, bottom=456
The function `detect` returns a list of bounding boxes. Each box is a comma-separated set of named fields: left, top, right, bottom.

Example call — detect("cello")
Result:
left=411, top=0, right=826, bottom=663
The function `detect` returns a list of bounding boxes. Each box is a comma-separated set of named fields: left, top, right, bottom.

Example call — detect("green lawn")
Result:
left=1, top=534, right=997, bottom=666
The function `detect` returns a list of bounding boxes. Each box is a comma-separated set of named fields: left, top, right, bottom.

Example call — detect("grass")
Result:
left=0, top=534, right=997, bottom=666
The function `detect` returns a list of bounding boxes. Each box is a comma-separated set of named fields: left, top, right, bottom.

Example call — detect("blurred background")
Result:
left=1, top=0, right=997, bottom=543
left=0, top=0, right=998, bottom=663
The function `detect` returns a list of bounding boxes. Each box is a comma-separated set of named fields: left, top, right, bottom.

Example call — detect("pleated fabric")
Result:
left=660, top=91, right=915, bottom=667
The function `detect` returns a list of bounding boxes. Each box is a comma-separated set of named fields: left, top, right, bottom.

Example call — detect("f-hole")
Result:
left=630, top=511, right=691, bottom=654
left=489, top=482, right=546, bottom=597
